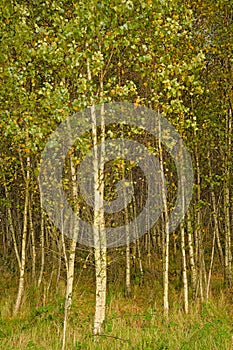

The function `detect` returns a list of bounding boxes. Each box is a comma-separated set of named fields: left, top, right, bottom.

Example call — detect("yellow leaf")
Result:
left=134, top=96, right=141, bottom=107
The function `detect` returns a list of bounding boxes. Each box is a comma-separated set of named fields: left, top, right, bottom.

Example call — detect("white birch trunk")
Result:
left=13, top=155, right=30, bottom=316
left=86, top=59, right=107, bottom=335
left=158, top=113, right=169, bottom=316
left=181, top=223, right=188, bottom=313
left=224, top=107, right=232, bottom=287
left=130, top=172, right=144, bottom=284
left=207, top=151, right=224, bottom=272
left=206, top=227, right=216, bottom=300
left=180, top=139, right=189, bottom=313
left=187, top=210, right=197, bottom=296
left=55, top=234, right=62, bottom=293
left=92, top=102, right=107, bottom=334
left=62, top=155, right=78, bottom=350
left=3, top=174, right=21, bottom=270
left=37, top=190, right=45, bottom=288
left=124, top=165, right=131, bottom=297
left=194, top=128, right=206, bottom=301
left=28, top=196, right=36, bottom=280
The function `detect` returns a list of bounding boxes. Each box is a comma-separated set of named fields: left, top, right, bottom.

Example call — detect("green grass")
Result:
left=0, top=273, right=232, bottom=350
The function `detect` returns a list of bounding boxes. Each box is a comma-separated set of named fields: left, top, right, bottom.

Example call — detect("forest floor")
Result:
left=0, top=269, right=232, bottom=350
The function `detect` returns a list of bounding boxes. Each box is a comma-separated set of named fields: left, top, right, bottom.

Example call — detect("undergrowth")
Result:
left=0, top=271, right=232, bottom=350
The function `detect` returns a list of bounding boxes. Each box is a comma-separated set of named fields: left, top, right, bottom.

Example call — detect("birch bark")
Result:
left=224, top=107, right=232, bottom=287
left=13, top=155, right=30, bottom=316
left=62, top=156, right=79, bottom=350
left=158, top=113, right=169, bottom=316
left=86, top=58, right=107, bottom=335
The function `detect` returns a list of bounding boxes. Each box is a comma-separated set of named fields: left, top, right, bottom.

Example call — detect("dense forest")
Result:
left=0, top=1, right=232, bottom=349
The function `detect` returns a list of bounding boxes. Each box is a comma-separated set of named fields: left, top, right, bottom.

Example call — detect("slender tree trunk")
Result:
left=46, top=227, right=58, bottom=297
left=145, top=200, right=151, bottom=268
left=124, top=165, right=131, bottom=297
left=147, top=233, right=151, bottom=269
left=13, top=155, right=30, bottom=316
left=207, top=152, right=224, bottom=270
left=62, top=240, right=78, bottom=350
left=179, top=137, right=188, bottom=313
left=93, top=244, right=107, bottom=335
left=56, top=234, right=62, bottom=294
left=3, top=174, right=21, bottom=270
left=130, top=172, right=144, bottom=285
left=38, top=189, right=45, bottom=288
left=125, top=239, right=131, bottom=296
left=194, top=129, right=205, bottom=301
left=224, top=107, right=232, bottom=287
left=181, top=223, right=189, bottom=313
left=136, top=237, right=144, bottom=284
left=187, top=210, right=197, bottom=297
left=28, top=196, right=36, bottom=280
left=61, top=226, right=69, bottom=276
left=158, top=113, right=170, bottom=316
left=206, top=227, right=216, bottom=300
left=93, top=110, right=106, bottom=335
left=62, top=154, right=79, bottom=350
left=87, top=60, right=107, bottom=335
left=92, top=105, right=107, bottom=334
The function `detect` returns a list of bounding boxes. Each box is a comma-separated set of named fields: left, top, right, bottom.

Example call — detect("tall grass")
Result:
left=0, top=271, right=232, bottom=350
